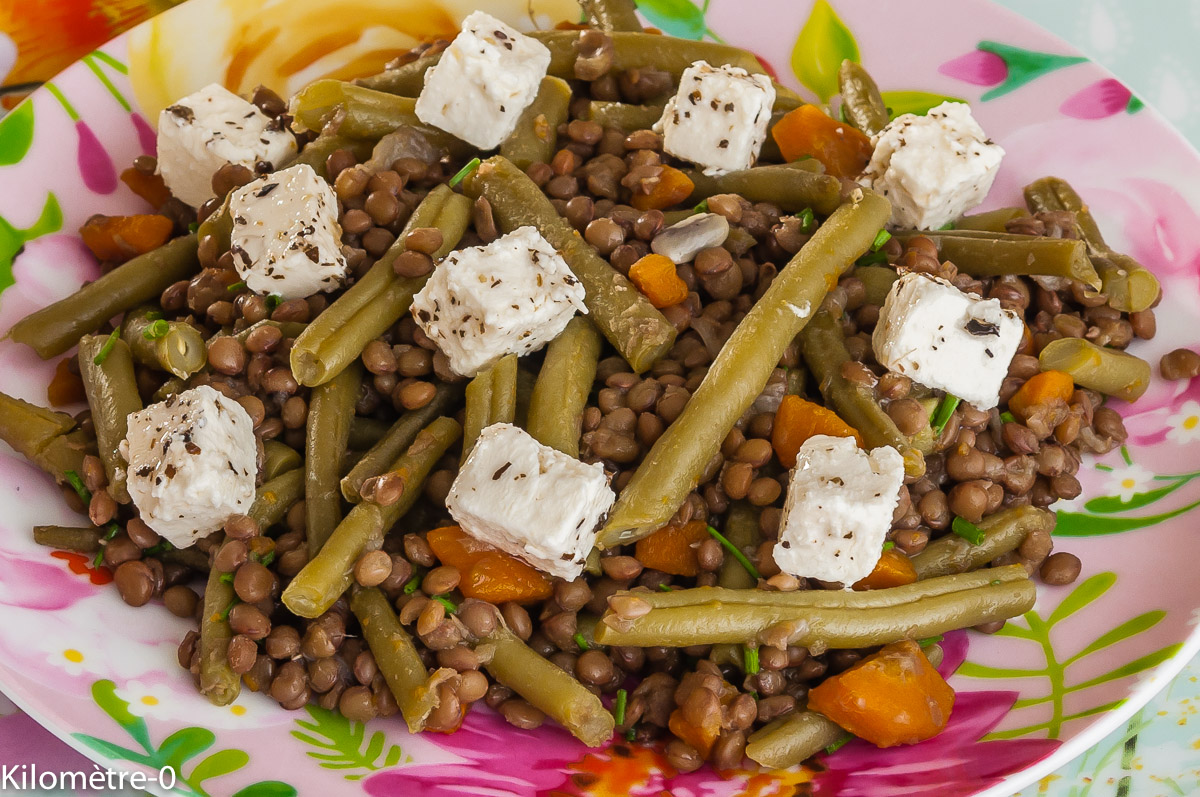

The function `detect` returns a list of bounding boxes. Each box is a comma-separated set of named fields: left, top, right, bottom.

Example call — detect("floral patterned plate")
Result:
left=1, top=0, right=1199, bottom=794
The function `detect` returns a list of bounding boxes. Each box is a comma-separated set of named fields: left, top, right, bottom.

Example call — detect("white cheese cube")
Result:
left=860, top=102, right=1004, bottom=230
left=120, top=386, right=257, bottom=548
left=774, top=435, right=904, bottom=587
left=872, top=272, right=1023, bottom=410
left=228, top=163, right=348, bottom=300
left=414, top=11, right=550, bottom=149
left=655, top=60, right=775, bottom=176
left=156, top=83, right=297, bottom=208
left=411, top=226, right=586, bottom=377
left=446, top=423, right=615, bottom=580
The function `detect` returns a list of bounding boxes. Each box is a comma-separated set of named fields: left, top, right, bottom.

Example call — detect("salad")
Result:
left=1, top=0, right=1186, bottom=775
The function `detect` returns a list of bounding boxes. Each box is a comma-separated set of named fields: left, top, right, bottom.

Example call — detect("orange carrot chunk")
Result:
left=852, top=548, right=918, bottom=591
left=807, top=640, right=955, bottom=748
left=1007, top=370, right=1075, bottom=419
left=630, top=165, right=695, bottom=211
left=426, top=525, right=552, bottom=605
left=771, top=105, right=874, bottom=179
left=119, top=167, right=172, bottom=209
left=634, top=519, right=711, bottom=577
left=79, top=214, right=175, bottom=264
left=771, top=394, right=863, bottom=469
left=628, top=253, right=690, bottom=309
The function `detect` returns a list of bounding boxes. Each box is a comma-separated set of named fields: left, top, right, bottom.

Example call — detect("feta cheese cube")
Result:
left=655, top=60, right=775, bottom=176
left=414, top=11, right=550, bottom=149
left=120, top=385, right=257, bottom=548
left=411, top=226, right=586, bottom=377
left=860, top=101, right=1004, bottom=230
left=446, top=423, right=615, bottom=580
left=156, top=83, right=297, bottom=208
left=774, top=435, right=904, bottom=587
left=228, top=163, right=348, bottom=300
left=872, top=271, right=1023, bottom=410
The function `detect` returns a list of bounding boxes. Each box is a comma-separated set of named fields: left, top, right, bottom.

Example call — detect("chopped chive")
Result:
left=143, top=540, right=175, bottom=556
left=63, top=470, right=92, bottom=505
left=219, top=572, right=234, bottom=584
left=92, top=522, right=120, bottom=567
left=658, top=583, right=673, bottom=592
left=448, top=157, right=481, bottom=188
left=692, top=198, right=709, bottom=213
left=433, top=595, right=457, bottom=613
left=951, top=516, right=986, bottom=546
left=999, top=411, right=1016, bottom=424
left=707, top=525, right=761, bottom=581
left=573, top=632, right=590, bottom=651
left=870, top=229, right=892, bottom=252
left=614, top=689, right=628, bottom=726
left=743, top=645, right=760, bottom=675
left=798, top=207, right=815, bottom=233
left=91, top=329, right=121, bottom=365
left=227, top=281, right=246, bottom=292
left=260, top=550, right=276, bottom=568
left=918, top=634, right=944, bottom=648
left=625, top=726, right=637, bottom=741
left=266, top=294, right=283, bottom=311
left=855, top=250, right=890, bottom=267
left=825, top=733, right=853, bottom=755
left=882, top=541, right=895, bottom=551
left=929, top=393, right=961, bottom=436
left=220, top=597, right=241, bottom=621
left=938, top=221, right=956, bottom=230
left=144, top=310, right=163, bottom=321
left=188, top=222, right=200, bottom=234
left=142, top=319, right=170, bottom=340
left=402, top=570, right=424, bottom=595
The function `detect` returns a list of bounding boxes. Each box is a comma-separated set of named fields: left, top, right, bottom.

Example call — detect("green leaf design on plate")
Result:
left=157, top=727, right=216, bottom=775
left=232, top=783, right=299, bottom=797
left=90, top=680, right=153, bottom=752
left=1054, top=495, right=1200, bottom=537
left=1083, top=476, right=1198, bottom=514
left=957, top=573, right=1181, bottom=740
left=0, top=101, right=34, bottom=166
left=188, top=749, right=250, bottom=788
left=291, top=705, right=407, bottom=780
left=790, top=0, right=858, bottom=103
left=0, top=191, right=63, bottom=295
left=977, top=41, right=1087, bottom=101
left=879, top=90, right=966, bottom=118
left=1126, top=94, right=1145, bottom=114
left=635, top=0, right=708, bottom=40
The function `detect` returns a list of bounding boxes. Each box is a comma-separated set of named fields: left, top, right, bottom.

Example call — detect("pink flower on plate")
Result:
left=938, top=50, right=1007, bottom=86
left=1061, top=78, right=1134, bottom=119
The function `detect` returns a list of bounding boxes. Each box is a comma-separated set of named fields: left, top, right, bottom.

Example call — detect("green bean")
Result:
left=718, top=503, right=761, bottom=590
left=837, top=59, right=888, bottom=136
left=288, top=80, right=471, bottom=157
left=77, top=334, right=142, bottom=503
left=342, top=383, right=459, bottom=502
left=306, top=362, right=361, bottom=557
left=347, top=417, right=392, bottom=452
left=161, top=546, right=210, bottom=572
left=746, top=710, right=845, bottom=768
left=199, top=538, right=240, bottom=706
left=151, top=377, right=184, bottom=404
left=34, top=525, right=104, bottom=552
left=800, top=306, right=926, bottom=478
left=285, top=131, right=374, bottom=180
left=356, top=50, right=440, bottom=96
left=581, top=0, right=643, bottom=31
left=953, top=207, right=1030, bottom=233
left=247, top=468, right=305, bottom=531
left=283, top=417, right=461, bottom=618
left=1023, top=177, right=1160, bottom=312
left=9, top=234, right=199, bottom=358
left=479, top=625, right=615, bottom=747
left=852, top=265, right=899, bottom=306
left=575, top=614, right=604, bottom=650
left=529, top=30, right=763, bottom=82
left=462, top=354, right=517, bottom=464
left=0, top=392, right=93, bottom=485
left=500, top=76, right=572, bottom=170
left=684, top=164, right=842, bottom=216
left=597, top=191, right=891, bottom=548
left=231, top=320, right=308, bottom=344
left=894, top=230, right=1100, bottom=290
left=911, top=505, right=1054, bottom=579
left=463, top=156, right=676, bottom=373
left=290, top=185, right=471, bottom=386
left=527, top=317, right=602, bottom=458
left=587, top=101, right=666, bottom=132
left=1038, top=337, right=1151, bottom=402
left=262, top=440, right=302, bottom=482
left=121, top=306, right=207, bottom=378
left=514, top=368, right=536, bottom=430
left=785, top=366, right=807, bottom=397
left=594, top=579, right=1035, bottom=650
left=351, top=587, right=456, bottom=732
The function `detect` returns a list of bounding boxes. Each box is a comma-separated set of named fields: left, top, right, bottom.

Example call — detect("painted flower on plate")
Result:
left=1167, top=400, right=1200, bottom=444
left=1103, top=462, right=1157, bottom=502
left=114, top=680, right=174, bottom=719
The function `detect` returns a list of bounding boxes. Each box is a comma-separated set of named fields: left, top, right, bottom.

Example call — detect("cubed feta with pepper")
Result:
left=860, top=101, right=1004, bottom=230
left=414, top=11, right=550, bottom=149
left=411, top=226, right=586, bottom=377
left=156, top=83, right=297, bottom=208
left=228, top=163, right=348, bottom=300
left=774, top=435, right=904, bottom=587
left=446, top=423, right=615, bottom=580
left=873, top=271, right=1022, bottom=410
left=120, top=385, right=257, bottom=548
left=655, top=60, right=775, bottom=176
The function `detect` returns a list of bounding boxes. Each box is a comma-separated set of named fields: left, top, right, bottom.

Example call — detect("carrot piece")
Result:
left=669, top=707, right=722, bottom=759
left=120, top=167, right=172, bottom=209
left=852, top=548, right=918, bottom=591
left=47, top=358, right=85, bottom=407
left=1007, top=370, right=1075, bottom=419
left=427, top=525, right=552, bottom=605
left=771, top=105, right=874, bottom=179
left=666, top=669, right=738, bottom=759
left=79, top=214, right=175, bottom=263
left=630, top=165, right=695, bottom=211
left=807, top=640, right=955, bottom=748
left=628, top=253, right=690, bottom=309
left=634, top=519, right=711, bottom=577
left=771, top=394, right=863, bottom=469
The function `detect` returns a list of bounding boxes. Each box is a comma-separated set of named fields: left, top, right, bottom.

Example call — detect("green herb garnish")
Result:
left=706, top=525, right=761, bottom=580
left=825, top=733, right=853, bottom=755
left=227, top=281, right=246, bottom=293
left=999, top=411, right=1016, bottom=424
left=882, top=541, right=895, bottom=551
left=574, top=632, right=590, bottom=651
left=219, top=572, right=234, bottom=584
left=658, top=583, right=673, bottom=592
left=92, top=522, right=120, bottom=567
left=870, top=229, right=892, bottom=252
left=448, top=157, right=481, bottom=188
left=142, top=319, right=170, bottom=340
left=266, top=294, right=283, bottom=311
left=625, top=726, right=637, bottom=741
left=918, top=634, right=944, bottom=648
left=855, top=250, right=890, bottom=267
left=63, top=470, right=92, bottom=505
left=433, top=595, right=457, bottom=613
left=614, top=689, right=628, bottom=727
left=929, top=393, right=961, bottom=436
left=798, top=207, right=815, bottom=233
left=260, top=550, right=276, bottom=568
left=692, top=199, right=709, bottom=213
left=188, top=222, right=200, bottom=234
left=220, top=597, right=241, bottom=621
left=951, top=516, right=986, bottom=546
left=402, top=569, right=425, bottom=595
left=938, top=221, right=956, bottom=230
left=91, top=329, right=121, bottom=365
left=743, top=645, right=760, bottom=675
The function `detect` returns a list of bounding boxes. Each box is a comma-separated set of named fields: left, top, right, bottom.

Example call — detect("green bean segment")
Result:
left=837, top=59, right=888, bottom=136
left=911, top=505, right=1054, bottom=579
left=10, top=234, right=199, bottom=359
left=306, top=362, right=362, bottom=557
left=1038, top=337, right=1151, bottom=402
left=77, top=334, right=142, bottom=502
left=529, top=30, right=763, bottom=82
left=34, top=525, right=104, bottom=552
left=587, top=101, right=666, bottom=132
left=248, top=468, right=305, bottom=531
left=500, top=76, right=572, bottom=169
left=685, top=164, right=842, bottom=216
left=896, top=229, right=1101, bottom=290
left=746, top=710, right=846, bottom=768
left=581, top=0, right=643, bottom=31
left=122, top=306, right=207, bottom=378
left=852, top=265, right=899, bottom=306
left=199, top=540, right=240, bottom=706
left=285, top=132, right=374, bottom=179
left=0, top=392, right=92, bottom=484
left=527, top=317, right=602, bottom=458
left=598, top=191, right=892, bottom=548
left=356, top=49, right=441, bottom=96
left=463, top=156, right=676, bottom=373
left=462, top=354, right=517, bottom=464
left=262, top=440, right=302, bottom=482
left=953, top=207, right=1029, bottom=233
left=717, top=503, right=761, bottom=590
left=232, top=320, right=308, bottom=344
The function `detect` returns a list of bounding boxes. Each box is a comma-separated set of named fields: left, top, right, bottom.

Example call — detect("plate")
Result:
left=1, top=0, right=1199, bottom=794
